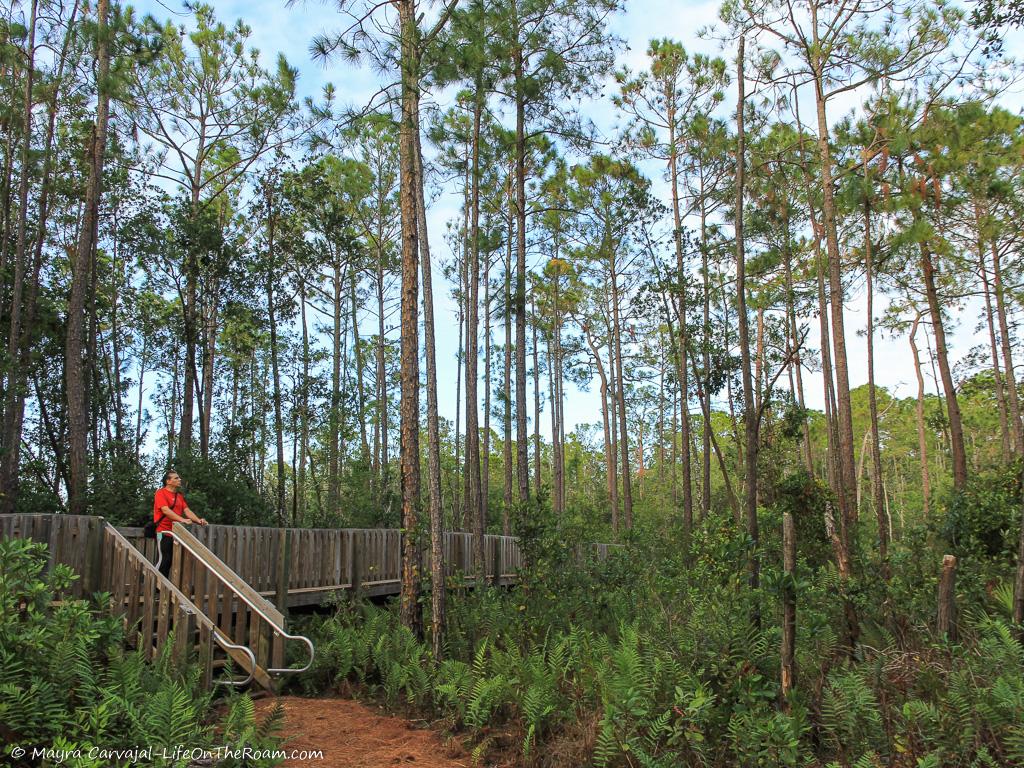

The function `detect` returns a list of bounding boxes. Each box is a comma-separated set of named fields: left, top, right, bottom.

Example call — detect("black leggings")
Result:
left=156, top=534, right=174, bottom=579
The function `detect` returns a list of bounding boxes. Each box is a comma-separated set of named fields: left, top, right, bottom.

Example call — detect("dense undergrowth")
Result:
left=296, top=476, right=1024, bottom=767
left=0, top=537, right=284, bottom=767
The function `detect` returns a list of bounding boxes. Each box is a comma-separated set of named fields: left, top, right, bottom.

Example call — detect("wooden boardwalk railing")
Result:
left=114, top=524, right=612, bottom=608
left=4, top=511, right=614, bottom=610
left=1, top=513, right=259, bottom=690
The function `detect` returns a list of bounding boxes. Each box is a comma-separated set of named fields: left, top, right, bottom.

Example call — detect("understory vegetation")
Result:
left=297, top=477, right=1024, bottom=768
left=0, top=538, right=284, bottom=767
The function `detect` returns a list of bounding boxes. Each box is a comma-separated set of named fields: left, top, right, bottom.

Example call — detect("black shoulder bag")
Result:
left=144, top=491, right=179, bottom=539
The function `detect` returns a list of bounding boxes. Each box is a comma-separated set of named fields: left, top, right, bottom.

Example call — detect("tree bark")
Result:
left=266, top=184, right=286, bottom=525
left=415, top=123, right=445, bottom=658
left=466, top=87, right=483, bottom=568
left=864, top=197, right=888, bottom=575
left=609, top=255, right=633, bottom=529
left=667, top=90, right=692, bottom=534
left=64, top=0, right=109, bottom=514
left=735, top=37, right=760, bottom=623
left=919, top=237, right=967, bottom=491
left=397, top=0, right=422, bottom=637
left=513, top=40, right=530, bottom=505
left=991, top=237, right=1023, bottom=453
left=781, top=511, right=796, bottom=705
left=909, top=313, right=931, bottom=517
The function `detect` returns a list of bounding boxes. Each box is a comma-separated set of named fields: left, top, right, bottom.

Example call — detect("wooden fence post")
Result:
left=491, top=537, right=500, bottom=584
left=351, top=534, right=363, bottom=599
left=83, top=517, right=105, bottom=595
left=937, top=554, right=957, bottom=642
left=274, top=528, right=291, bottom=615
left=780, top=512, right=796, bottom=706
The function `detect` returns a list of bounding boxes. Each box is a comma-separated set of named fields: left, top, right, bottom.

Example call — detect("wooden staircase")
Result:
left=0, top=514, right=313, bottom=693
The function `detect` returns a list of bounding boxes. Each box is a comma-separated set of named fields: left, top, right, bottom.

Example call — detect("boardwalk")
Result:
left=1, top=513, right=613, bottom=692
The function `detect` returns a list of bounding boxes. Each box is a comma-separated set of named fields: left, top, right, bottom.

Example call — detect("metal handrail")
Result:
left=211, top=630, right=256, bottom=687
left=170, top=523, right=315, bottom=675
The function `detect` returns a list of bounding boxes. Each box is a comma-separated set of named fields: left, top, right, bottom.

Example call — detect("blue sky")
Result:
left=131, top=0, right=1018, bottom=445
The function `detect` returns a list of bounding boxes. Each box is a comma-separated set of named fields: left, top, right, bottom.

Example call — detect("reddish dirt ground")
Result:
left=254, top=696, right=469, bottom=768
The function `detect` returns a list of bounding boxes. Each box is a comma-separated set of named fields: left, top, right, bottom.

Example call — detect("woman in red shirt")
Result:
left=153, top=470, right=208, bottom=578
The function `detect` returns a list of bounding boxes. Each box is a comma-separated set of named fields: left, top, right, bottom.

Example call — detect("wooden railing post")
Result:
left=351, top=532, right=363, bottom=598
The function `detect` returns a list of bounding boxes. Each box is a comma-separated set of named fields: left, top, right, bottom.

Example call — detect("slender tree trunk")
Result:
left=351, top=268, right=369, bottom=462
left=587, top=329, right=618, bottom=538
left=503, top=230, right=514, bottom=534
left=864, top=197, right=888, bottom=574
left=298, top=278, right=310, bottom=524
left=532, top=294, right=542, bottom=492
left=609, top=256, right=633, bottom=529
left=976, top=213, right=1010, bottom=461
left=780, top=511, right=796, bottom=705
left=266, top=187, right=286, bottom=526
left=415, top=124, right=445, bottom=657
left=329, top=259, right=342, bottom=515
left=700, top=198, right=712, bottom=519
left=919, top=237, right=967, bottom=491
left=466, top=88, right=483, bottom=567
left=64, top=0, right=109, bottom=514
left=991, top=238, right=1023, bottom=453
left=809, top=14, right=858, bottom=526
left=781, top=208, right=813, bottom=476
left=376, top=255, right=389, bottom=494
left=667, top=95, right=693, bottom=534
left=909, top=313, right=932, bottom=517
left=735, top=37, right=760, bottom=623
left=513, top=42, right=530, bottom=504
left=397, top=0, right=422, bottom=637
left=483, top=250, right=492, bottom=527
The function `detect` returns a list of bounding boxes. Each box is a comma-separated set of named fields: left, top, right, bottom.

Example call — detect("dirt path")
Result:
left=254, top=696, right=469, bottom=768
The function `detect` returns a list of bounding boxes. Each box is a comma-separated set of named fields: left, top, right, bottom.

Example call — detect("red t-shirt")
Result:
left=153, top=488, right=187, bottom=535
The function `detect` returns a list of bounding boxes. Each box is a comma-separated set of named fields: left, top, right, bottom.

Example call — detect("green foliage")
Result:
left=942, top=459, right=1022, bottom=562
left=298, top=496, right=1024, bottom=767
left=0, top=537, right=282, bottom=765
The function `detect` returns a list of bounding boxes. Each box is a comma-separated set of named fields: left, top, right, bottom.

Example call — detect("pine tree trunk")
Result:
left=64, top=0, right=109, bottom=514
left=467, top=89, right=483, bottom=568
left=919, top=238, right=967, bottom=491
left=977, top=226, right=1011, bottom=461
left=991, top=237, right=1023, bottom=453
left=513, top=42, right=530, bottom=505
left=352, top=269, right=369, bottom=463
left=329, top=260, right=342, bottom=516
left=609, top=254, right=633, bottom=529
left=266, top=188, right=286, bottom=526
left=415, top=123, right=445, bottom=657
left=397, top=0, right=422, bottom=637
left=735, top=37, right=760, bottom=622
left=809, top=11, right=857, bottom=526
left=483, top=249, right=492, bottom=527
left=864, top=198, right=888, bottom=574
left=667, top=96, right=692, bottom=534
left=299, top=278, right=310, bottom=525
left=532, top=294, right=542, bottom=492
left=700, top=197, right=712, bottom=519
left=909, top=313, right=931, bottom=517
left=503, top=215, right=514, bottom=535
